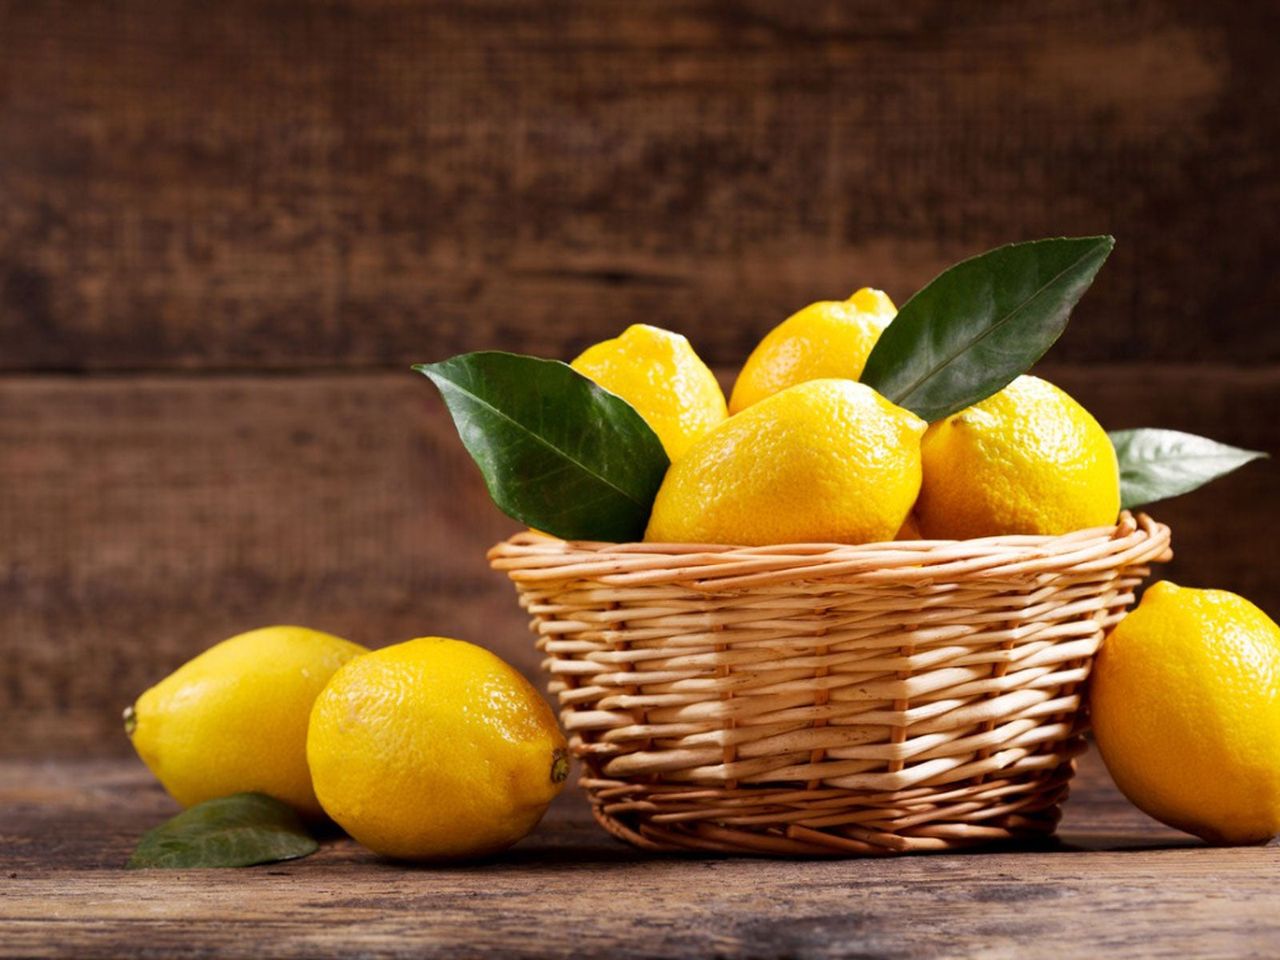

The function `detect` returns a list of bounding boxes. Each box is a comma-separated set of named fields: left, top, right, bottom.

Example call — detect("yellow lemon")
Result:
left=571, top=324, right=726, bottom=461
left=645, top=378, right=925, bottom=546
left=1091, top=582, right=1280, bottom=844
left=307, top=637, right=568, bottom=860
left=915, top=375, right=1120, bottom=539
left=126, top=626, right=367, bottom=817
left=728, top=288, right=896, bottom=414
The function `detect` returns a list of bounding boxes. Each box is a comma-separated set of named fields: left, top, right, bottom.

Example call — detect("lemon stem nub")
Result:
left=551, top=748, right=570, bottom=784
left=122, top=704, right=137, bottom=738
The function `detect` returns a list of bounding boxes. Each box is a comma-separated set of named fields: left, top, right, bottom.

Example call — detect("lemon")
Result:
left=571, top=324, right=726, bottom=461
left=728, top=288, right=896, bottom=414
left=645, top=378, right=925, bottom=546
left=915, top=375, right=1120, bottom=539
left=126, top=626, right=367, bottom=817
left=307, top=637, right=568, bottom=860
left=1091, top=581, right=1280, bottom=844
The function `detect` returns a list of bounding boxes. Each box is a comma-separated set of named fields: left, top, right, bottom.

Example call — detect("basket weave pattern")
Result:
left=490, top=512, right=1171, bottom=856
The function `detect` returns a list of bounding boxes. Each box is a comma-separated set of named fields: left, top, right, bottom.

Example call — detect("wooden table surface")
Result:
left=3, top=750, right=1277, bottom=960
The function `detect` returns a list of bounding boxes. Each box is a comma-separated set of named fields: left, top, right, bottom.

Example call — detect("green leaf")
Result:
left=127, top=793, right=318, bottom=869
left=415, top=352, right=669, bottom=541
left=861, top=236, right=1115, bottom=421
left=1110, top=428, right=1267, bottom=511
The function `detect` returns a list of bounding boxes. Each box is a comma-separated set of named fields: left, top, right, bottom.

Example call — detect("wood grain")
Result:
left=0, top=372, right=526, bottom=755
left=1, top=752, right=1276, bottom=959
left=1, top=0, right=1278, bottom=371
left=3, top=365, right=1276, bottom=757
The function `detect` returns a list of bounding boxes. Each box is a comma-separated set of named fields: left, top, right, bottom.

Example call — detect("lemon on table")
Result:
left=307, top=637, right=568, bottom=860
left=571, top=324, right=726, bottom=461
left=915, top=375, right=1120, bottom=538
left=728, top=287, right=896, bottom=414
left=126, top=626, right=367, bottom=817
left=645, top=378, right=925, bottom=546
left=1090, top=581, right=1280, bottom=844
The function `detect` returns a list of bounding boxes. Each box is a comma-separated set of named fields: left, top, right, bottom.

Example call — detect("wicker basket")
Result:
left=489, top=511, right=1171, bottom=857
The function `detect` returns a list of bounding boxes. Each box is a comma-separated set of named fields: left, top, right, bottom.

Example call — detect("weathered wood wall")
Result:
left=3, top=0, right=1277, bottom=756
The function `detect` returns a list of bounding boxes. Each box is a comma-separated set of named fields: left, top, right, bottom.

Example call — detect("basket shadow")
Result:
left=369, top=831, right=1214, bottom=871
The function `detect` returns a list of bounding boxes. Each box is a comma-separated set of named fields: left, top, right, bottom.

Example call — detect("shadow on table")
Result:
left=361, top=830, right=1222, bottom=872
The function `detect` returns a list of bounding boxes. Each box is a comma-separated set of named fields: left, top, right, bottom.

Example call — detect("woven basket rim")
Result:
left=488, top=511, right=1171, bottom=590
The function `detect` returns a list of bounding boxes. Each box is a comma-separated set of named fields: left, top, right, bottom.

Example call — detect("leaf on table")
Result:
left=1109, top=428, right=1267, bottom=511
left=415, top=352, right=669, bottom=542
left=861, top=236, right=1114, bottom=421
left=127, top=793, right=318, bottom=869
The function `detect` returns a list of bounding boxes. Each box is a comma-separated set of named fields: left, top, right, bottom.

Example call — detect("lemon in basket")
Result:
left=915, top=375, right=1120, bottom=538
left=645, top=378, right=925, bottom=546
left=307, top=637, right=569, bottom=860
left=729, top=287, right=896, bottom=413
left=126, top=626, right=367, bottom=817
left=1090, top=581, right=1280, bottom=844
left=571, top=324, right=726, bottom=461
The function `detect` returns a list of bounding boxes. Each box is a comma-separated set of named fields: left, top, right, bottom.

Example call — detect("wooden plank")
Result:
left=0, top=372, right=529, bottom=755
left=1, top=0, right=1277, bottom=371
left=0, top=751, right=1201, bottom=871
left=0, top=753, right=1277, bottom=960
left=2, top=365, right=1277, bottom=755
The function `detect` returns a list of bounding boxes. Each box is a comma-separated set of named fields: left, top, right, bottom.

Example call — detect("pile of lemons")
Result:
left=574, top=288, right=1119, bottom=546
left=128, top=629, right=568, bottom=860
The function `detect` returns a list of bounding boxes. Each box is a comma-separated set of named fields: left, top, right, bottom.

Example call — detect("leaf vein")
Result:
left=895, top=242, right=1106, bottom=406
left=437, top=376, right=649, bottom=508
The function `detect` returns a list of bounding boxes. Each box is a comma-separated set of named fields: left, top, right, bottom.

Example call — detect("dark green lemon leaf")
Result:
left=415, top=352, right=669, bottom=541
left=1110, top=428, right=1267, bottom=511
left=861, top=236, right=1114, bottom=421
left=127, top=793, right=318, bottom=869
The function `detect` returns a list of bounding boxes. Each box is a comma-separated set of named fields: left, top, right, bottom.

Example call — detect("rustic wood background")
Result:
left=2, top=0, right=1277, bottom=757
